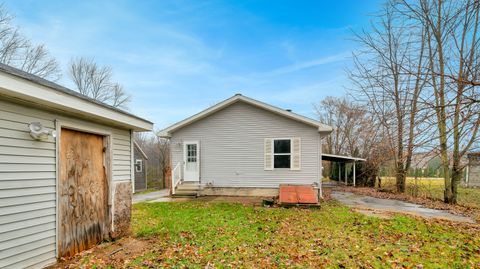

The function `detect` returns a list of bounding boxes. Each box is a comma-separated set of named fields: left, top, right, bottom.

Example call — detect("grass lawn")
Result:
left=64, top=201, right=480, bottom=268
left=380, top=177, right=480, bottom=208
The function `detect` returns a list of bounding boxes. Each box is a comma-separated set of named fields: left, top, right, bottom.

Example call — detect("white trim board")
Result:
left=0, top=70, right=153, bottom=131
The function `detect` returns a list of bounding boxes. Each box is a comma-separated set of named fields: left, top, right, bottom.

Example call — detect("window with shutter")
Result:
left=265, top=138, right=301, bottom=170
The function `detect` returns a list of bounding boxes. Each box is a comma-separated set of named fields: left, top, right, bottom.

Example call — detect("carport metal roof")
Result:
left=321, top=154, right=365, bottom=187
left=321, top=153, right=366, bottom=163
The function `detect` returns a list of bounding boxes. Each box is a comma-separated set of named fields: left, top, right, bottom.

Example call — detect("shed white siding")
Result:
left=0, top=98, right=132, bottom=268
left=170, top=101, right=321, bottom=188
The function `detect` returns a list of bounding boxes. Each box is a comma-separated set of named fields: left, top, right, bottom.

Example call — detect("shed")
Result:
left=466, top=152, right=480, bottom=187
left=133, top=141, right=149, bottom=192
left=0, top=63, right=153, bottom=268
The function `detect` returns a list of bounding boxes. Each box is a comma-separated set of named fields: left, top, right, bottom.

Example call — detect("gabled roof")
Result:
left=133, top=141, right=149, bottom=160
left=0, top=63, right=153, bottom=131
left=159, top=94, right=333, bottom=137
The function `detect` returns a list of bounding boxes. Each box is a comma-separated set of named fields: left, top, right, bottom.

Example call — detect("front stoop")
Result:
left=172, top=182, right=204, bottom=197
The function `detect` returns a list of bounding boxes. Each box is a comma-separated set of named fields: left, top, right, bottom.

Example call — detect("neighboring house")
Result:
left=133, top=141, right=149, bottom=192
left=466, top=152, right=480, bottom=187
left=0, top=63, right=153, bottom=268
left=159, top=94, right=333, bottom=196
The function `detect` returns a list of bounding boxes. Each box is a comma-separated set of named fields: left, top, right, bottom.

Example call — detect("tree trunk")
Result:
left=448, top=166, right=463, bottom=204
left=395, top=166, right=406, bottom=193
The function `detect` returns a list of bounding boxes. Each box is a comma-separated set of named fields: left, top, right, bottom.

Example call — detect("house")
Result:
left=0, top=63, right=153, bottom=268
left=133, top=141, right=149, bottom=192
left=466, top=152, right=480, bottom=187
left=159, top=94, right=333, bottom=196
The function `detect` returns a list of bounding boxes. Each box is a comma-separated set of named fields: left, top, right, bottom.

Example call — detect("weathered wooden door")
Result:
left=59, top=128, right=108, bottom=257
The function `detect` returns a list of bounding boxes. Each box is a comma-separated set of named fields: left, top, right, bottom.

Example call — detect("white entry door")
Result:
left=183, top=141, right=199, bottom=181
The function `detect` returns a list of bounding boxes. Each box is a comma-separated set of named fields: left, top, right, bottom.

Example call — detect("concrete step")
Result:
left=177, top=185, right=202, bottom=191
left=173, top=181, right=204, bottom=197
left=172, top=190, right=198, bottom=197
left=176, top=182, right=204, bottom=191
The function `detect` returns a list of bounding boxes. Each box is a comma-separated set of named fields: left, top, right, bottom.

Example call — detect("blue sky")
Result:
left=4, top=0, right=382, bottom=128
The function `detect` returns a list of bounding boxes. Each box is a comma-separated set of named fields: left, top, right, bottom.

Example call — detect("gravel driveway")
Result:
left=332, top=191, right=474, bottom=223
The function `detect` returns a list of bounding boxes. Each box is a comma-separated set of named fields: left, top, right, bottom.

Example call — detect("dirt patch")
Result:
left=321, top=188, right=333, bottom=201
left=48, top=237, right=152, bottom=268
left=335, top=186, right=480, bottom=222
left=354, top=208, right=394, bottom=219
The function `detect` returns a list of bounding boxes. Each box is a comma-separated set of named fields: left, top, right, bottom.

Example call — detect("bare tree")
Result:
left=111, top=83, right=131, bottom=109
left=349, top=1, right=429, bottom=193
left=398, top=0, right=480, bottom=203
left=134, top=132, right=170, bottom=189
left=315, top=97, right=373, bottom=157
left=69, top=57, right=112, bottom=101
left=315, top=96, right=387, bottom=186
left=156, top=136, right=171, bottom=188
left=0, top=4, right=60, bottom=80
left=69, top=57, right=131, bottom=109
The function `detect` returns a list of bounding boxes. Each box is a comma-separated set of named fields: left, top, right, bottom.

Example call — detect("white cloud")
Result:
left=5, top=1, right=354, bottom=129
left=264, top=51, right=350, bottom=77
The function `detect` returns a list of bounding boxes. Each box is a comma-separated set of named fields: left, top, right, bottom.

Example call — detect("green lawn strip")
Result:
left=128, top=201, right=480, bottom=268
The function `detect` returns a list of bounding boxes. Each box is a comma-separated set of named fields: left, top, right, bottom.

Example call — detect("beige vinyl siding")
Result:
left=112, top=130, right=132, bottom=181
left=0, top=100, right=56, bottom=269
left=0, top=98, right=132, bottom=269
left=170, top=101, right=321, bottom=188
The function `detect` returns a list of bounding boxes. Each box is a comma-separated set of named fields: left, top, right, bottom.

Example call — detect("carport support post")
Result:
left=344, top=163, right=347, bottom=185
left=338, top=163, right=341, bottom=183
left=353, top=161, right=356, bottom=187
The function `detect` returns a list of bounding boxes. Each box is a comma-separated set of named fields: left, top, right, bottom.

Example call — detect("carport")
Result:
left=321, top=154, right=366, bottom=186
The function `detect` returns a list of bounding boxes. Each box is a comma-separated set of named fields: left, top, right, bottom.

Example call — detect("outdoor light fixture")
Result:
left=29, top=122, right=56, bottom=140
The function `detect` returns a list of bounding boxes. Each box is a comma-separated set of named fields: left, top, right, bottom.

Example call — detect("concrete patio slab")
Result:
left=332, top=191, right=475, bottom=223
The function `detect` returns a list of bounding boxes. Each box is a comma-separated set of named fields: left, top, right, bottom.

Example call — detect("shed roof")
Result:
left=159, top=94, right=333, bottom=137
left=321, top=153, right=366, bottom=163
left=0, top=63, right=153, bottom=131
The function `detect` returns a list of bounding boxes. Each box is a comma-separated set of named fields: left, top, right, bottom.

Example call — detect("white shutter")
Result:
left=264, top=138, right=273, bottom=170
left=291, top=137, right=301, bottom=170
